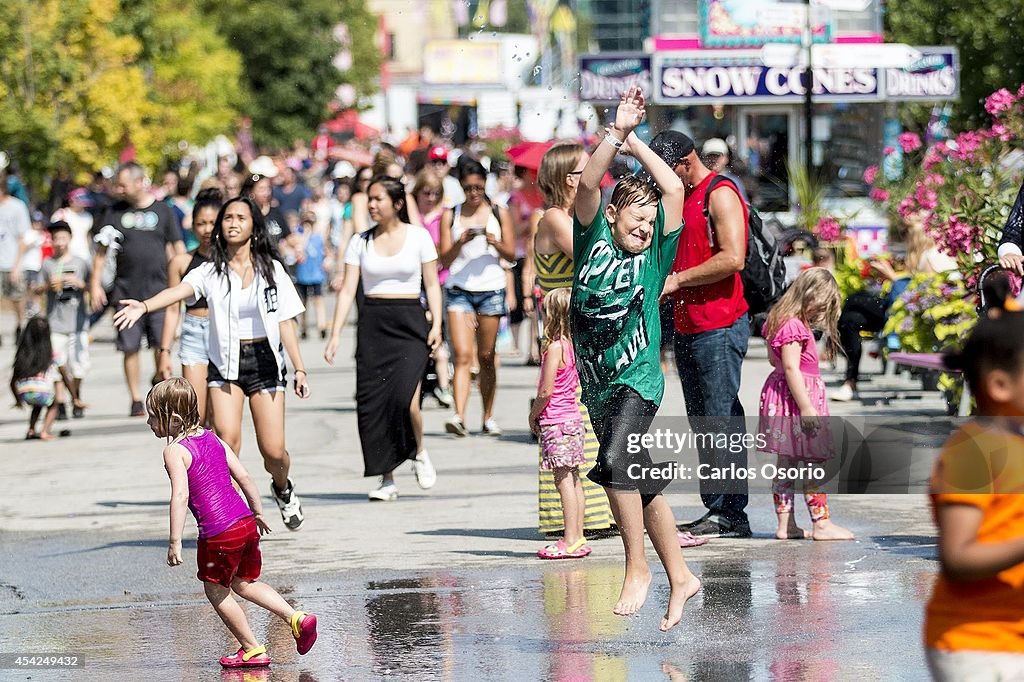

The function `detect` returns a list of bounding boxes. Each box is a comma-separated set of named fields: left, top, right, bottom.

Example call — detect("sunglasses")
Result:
left=462, top=184, right=486, bottom=193
left=420, top=189, right=442, bottom=197
left=431, top=159, right=448, bottom=165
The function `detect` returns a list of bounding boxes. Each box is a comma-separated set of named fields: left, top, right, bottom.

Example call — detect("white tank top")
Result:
left=445, top=204, right=506, bottom=292
left=236, top=283, right=268, bottom=340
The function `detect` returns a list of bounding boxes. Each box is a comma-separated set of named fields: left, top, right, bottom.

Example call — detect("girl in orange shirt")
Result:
left=926, top=311, right=1024, bottom=679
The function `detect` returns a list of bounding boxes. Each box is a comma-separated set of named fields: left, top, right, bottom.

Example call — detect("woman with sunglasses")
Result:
left=438, top=159, right=516, bottom=437
left=413, top=171, right=454, bottom=408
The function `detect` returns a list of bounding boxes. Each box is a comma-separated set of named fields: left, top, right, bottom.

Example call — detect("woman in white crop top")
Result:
left=437, top=160, right=516, bottom=438
left=325, top=176, right=442, bottom=501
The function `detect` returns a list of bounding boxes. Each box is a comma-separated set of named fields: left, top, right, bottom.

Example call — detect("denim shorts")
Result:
left=445, top=286, right=507, bottom=316
left=179, top=313, right=210, bottom=367
left=207, top=339, right=286, bottom=396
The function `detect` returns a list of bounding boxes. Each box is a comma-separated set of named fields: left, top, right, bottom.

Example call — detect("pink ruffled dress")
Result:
left=758, top=318, right=833, bottom=461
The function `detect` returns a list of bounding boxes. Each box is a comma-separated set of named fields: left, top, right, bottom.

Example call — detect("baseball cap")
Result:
left=68, top=187, right=93, bottom=206
left=248, top=155, right=278, bottom=179
left=428, top=145, right=449, bottom=163
left=701, top=138, right=730, bottom=156
left=332, top=161, right=356, bottom=179
left=650, top=131, right=696, bottom=167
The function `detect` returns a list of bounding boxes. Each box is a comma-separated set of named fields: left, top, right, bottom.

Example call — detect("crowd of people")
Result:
left=4, top=84, right=1024, bottom=673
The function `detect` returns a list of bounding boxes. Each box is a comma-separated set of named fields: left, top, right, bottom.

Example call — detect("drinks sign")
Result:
left=579, top=55, right=653, bottom=102
left=884, top=47, right=959, bottom=101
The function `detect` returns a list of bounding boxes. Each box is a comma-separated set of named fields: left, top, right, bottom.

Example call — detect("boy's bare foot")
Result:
left=614, top=568, right=652, bottom=616
left=812, top=519, right=855, bottom=541
left=776, top=520, right=810, bottom=540
left=660, top=575, right=701, bottom=632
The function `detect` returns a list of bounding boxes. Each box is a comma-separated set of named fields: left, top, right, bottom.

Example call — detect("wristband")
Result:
left=159, top=348, right=171, bottom=354
left=604, top=133, right=624, bottom=149
left=143, top=301, right=149, bottom=313
left=294, top=369, right=307, bottom=376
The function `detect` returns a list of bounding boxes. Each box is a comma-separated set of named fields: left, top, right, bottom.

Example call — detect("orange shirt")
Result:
left=925, top=420, right=1024, bottom=652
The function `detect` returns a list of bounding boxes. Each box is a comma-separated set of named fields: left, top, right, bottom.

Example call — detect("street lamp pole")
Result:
left=803, top=0, right=814, bottom=172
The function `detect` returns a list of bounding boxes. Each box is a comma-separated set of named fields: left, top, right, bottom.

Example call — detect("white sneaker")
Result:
left=412, top=450, right=437, bottom=489
left=445, top=415, right=469, bottom=437
left=831, top=383, right=858, bottom=402
left=368, top=478, right=398, bottom=502
left=482, top=418, right=502, bottom=437
left=270, top=479, right=304, bottom=530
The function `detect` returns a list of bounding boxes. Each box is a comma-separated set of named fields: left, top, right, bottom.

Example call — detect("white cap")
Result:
left=332, top=161, right=356, bottom=179
left=701, top=138, right=729, bottom=156
left=248, top=155, right=278, bottom=178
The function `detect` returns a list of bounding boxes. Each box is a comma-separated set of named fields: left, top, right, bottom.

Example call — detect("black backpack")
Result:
left=702, top=175, right=786, bottom=316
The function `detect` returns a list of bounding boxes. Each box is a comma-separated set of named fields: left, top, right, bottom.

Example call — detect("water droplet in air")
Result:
left=533, top=66, right=542, bottom=76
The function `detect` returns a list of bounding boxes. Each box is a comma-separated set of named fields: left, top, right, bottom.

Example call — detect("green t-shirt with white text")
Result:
left=570, top=203, right=681, bottom=419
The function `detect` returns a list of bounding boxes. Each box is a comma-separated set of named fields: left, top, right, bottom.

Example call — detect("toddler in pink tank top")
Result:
left=147, top=378, right=318, bottom=669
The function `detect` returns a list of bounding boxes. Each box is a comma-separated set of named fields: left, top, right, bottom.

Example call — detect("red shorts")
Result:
left=196, top=516, right=261, bottom=587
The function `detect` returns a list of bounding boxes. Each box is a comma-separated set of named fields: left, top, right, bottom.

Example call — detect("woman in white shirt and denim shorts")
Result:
left=438, top=160, right=516, bottom=438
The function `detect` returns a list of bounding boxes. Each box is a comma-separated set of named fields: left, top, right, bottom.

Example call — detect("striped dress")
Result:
left=535, top=249, right=613, bottom=534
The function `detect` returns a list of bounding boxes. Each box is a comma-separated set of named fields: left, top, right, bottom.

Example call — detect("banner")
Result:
left=578, top=54, right=653, bottom=102
left=883, top=47, right=959, bottom=102
left=700, top=0, right=831, bottom=48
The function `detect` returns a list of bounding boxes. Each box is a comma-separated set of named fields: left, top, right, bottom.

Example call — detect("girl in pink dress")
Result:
left=758, top=268, right=855, bottom=541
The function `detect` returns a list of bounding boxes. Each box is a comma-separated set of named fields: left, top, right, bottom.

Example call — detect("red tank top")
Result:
left=672, top=173, right=749, bottom=334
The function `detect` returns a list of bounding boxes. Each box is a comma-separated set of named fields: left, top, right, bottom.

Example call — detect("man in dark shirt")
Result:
left=272, top=166, right=311, bottom=218
left=90, top=162, right=185, bottom=416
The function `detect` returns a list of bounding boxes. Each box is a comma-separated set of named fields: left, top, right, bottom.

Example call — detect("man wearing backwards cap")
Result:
left=651, top=130, right=753, bottom=539
left=428, top=145, right=465, bottom=209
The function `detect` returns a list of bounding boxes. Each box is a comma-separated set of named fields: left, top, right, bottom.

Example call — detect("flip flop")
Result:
left=538, top=538, right=592, bottom=559
left=219, top=645, right=271, bottom=668
left=291, top=611, right=318, bottom=655
left=677, top=531, right=709, bottom=548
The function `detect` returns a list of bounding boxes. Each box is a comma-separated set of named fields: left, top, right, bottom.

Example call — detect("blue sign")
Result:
left=654, top=52, right=880, bottom=105
left=883, top=47, right=959, bottom=101
left=579, top=54, right=653, bottom=102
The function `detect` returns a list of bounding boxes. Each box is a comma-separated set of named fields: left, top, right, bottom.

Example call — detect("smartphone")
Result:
left=467, top=228, right=486, bottom=238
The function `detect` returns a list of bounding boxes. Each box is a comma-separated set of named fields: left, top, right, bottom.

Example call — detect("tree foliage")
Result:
left=885, top=0, right=1024, bottom=129
left=199, top=0, right=381, bottom=150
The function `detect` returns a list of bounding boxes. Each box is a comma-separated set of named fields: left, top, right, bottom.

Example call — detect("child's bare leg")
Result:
left=643, top=495, right=701, bottom=632
left=27, top=405, right=42, bottom=436
left=774, top=457, right=808, bottom=539
left=553, top=467, right=583, bottom=546
left=39, top=403, right=59, bottom=439
left=314, top=295, right=326, bottom=333
left=205, top=581, right=260, bottom=651
left=605, top=488, right=652, bottom=616
left=231, top=578, right=296, bottom=622
left=807, top=488, right=855, bottom=541
left=573, top=469, right=586, bottom=541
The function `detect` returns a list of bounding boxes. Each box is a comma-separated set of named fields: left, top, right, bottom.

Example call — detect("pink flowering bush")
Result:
left=862, top=165, right=878, bottom=185
left=865, top=84, right=1024, bottom=282
left=814, top=216, right=842, bottom=242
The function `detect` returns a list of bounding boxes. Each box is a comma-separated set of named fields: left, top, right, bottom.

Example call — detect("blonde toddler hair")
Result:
left=147, top=377, right=202, bottom=441
left=764, top=268, right=842, bottom=360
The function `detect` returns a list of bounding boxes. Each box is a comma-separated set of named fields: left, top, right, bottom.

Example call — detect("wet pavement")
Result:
left=0, top=316, right=944, bottom=680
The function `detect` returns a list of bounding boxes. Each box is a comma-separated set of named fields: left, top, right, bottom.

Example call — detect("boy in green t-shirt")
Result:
left=571, top=86, right=701, bottom=632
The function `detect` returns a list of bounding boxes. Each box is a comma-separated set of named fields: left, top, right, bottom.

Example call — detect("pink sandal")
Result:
left=291, top=611, right=318, bottom=655
left=677, top=531, right=708, bottom=548
left=219, top=645, right=271, bottom=668
left=537, top=538, right=592, bottom=559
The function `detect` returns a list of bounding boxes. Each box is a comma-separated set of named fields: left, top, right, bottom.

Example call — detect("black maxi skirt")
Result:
left=356, top=298, right=429, bottom=477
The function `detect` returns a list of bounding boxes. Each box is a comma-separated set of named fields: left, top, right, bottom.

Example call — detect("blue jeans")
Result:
left=674, top=313, right=750, bottom=523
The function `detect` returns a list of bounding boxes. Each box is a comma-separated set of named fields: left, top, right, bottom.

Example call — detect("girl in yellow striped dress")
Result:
left=533, top=143, right=613, bottom=536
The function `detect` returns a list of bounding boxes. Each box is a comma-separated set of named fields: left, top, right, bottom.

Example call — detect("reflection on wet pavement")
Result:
left=3, top=538, right=935, bottom=680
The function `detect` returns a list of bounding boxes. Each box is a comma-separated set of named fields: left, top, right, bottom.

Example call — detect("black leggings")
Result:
left=587, top=386, right=665, bottom=508
left=838, top=292, right=887, bottom=383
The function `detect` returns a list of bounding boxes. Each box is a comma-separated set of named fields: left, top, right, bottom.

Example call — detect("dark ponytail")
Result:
left=368, top=175, right=410, bottom=224
left=943, top=312, right=1024, bottom=403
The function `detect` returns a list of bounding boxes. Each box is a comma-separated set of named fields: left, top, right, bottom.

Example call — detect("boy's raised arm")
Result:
left=575, top=86, right=647, bottom=228
left=625, top=132, right=685, bottom=234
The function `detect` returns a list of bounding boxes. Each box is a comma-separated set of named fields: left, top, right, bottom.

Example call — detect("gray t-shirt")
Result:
left=41, top=256, right=90, bottom=334
left=0, top=196, right=31, bottom=271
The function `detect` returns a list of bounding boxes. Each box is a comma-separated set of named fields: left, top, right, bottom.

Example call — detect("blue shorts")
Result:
left=179, top=313, right=210, bottom=367
left=445, top=286, right=507, bottom=317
